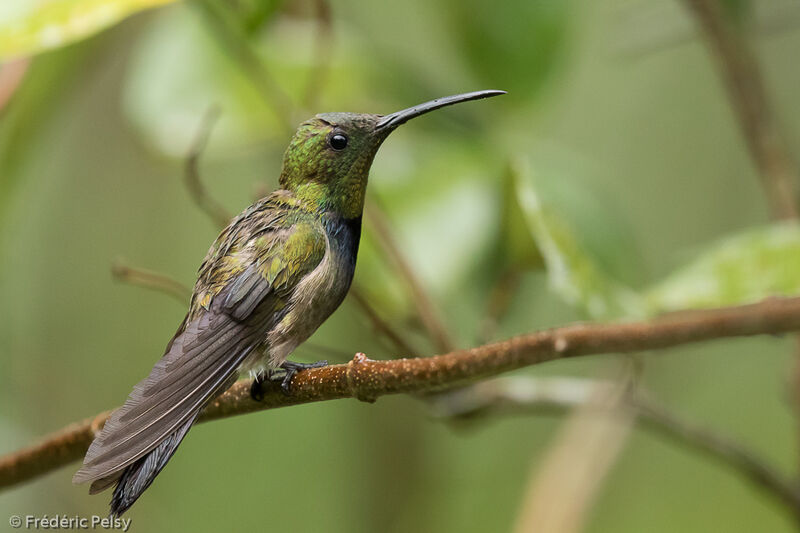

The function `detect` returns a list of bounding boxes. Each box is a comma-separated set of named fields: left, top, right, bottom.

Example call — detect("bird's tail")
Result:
left=93, top=414, right=199, bottom=517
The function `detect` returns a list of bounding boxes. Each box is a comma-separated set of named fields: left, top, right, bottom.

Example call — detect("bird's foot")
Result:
left=271, top=360, right=328, bottom=396
left=250, top=373, right=267, bottom=402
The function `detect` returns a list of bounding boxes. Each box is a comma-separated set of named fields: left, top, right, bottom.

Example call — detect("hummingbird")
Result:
left=72, top=90, right=505, bottom=516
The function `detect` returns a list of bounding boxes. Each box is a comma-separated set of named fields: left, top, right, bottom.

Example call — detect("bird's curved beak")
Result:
left=375, top=90, right=506, bottom=131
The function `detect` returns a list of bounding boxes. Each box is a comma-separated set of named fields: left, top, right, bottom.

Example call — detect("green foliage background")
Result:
left=2, top=0, right=800, bottom=531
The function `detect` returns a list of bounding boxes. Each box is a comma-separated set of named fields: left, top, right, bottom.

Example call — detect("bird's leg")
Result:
left=270, top=360, right=328, bottom=395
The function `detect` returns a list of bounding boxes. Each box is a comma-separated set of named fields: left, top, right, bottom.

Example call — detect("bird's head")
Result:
left=278, top=90, right=506, bottom=219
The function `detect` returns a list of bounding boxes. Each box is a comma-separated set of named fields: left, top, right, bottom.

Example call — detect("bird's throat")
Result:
left=291, top=178, right=368, bottom=220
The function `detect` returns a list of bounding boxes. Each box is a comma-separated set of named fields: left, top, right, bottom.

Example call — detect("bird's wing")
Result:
left=73, top=218, right=327, bottom=487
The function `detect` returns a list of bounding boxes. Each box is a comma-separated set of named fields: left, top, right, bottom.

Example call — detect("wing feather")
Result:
left=73, top=216, right=327, bottom=489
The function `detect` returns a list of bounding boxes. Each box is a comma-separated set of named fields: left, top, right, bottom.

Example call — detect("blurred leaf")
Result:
left=525, top=144, right=645, bottom=285
left=449, top=0, right=570, bottom=101
left=499, top=165, right=545, bottom=271
left=0, top=40, right=94, bottom=225
left=511, top=158, right=645, bottom=320
left=226, top=0, right=285, bottom=35
left=0, top=0, right=176, bottom=60
left=647, top=223, right=800, bottom=312
left=123, top=4, right=283, bottom=157
left=123, top=2, right=369, bottom=157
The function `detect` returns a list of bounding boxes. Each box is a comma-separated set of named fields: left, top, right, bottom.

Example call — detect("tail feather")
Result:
left=73, top=310, right=262, bottom=512
left=74, top=272, right=283, bottom=515
left=106, top=414, right=198, bottom=517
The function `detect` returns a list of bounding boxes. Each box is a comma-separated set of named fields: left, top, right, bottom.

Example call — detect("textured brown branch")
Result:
left=432, top=376, right=800, bottom=516
left=684, top=0, right=799, bottom=219
left=3, top=296, right=800, bottom=490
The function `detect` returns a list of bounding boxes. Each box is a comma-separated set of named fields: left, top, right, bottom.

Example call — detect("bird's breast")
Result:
left=262, top=213, right=361, bottom=367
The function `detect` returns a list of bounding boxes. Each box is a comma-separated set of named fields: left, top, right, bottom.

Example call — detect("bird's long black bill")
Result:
left=375, top=90, right=506, bottom=130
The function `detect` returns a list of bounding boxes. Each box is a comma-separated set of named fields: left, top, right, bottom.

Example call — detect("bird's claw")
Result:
left=272, top=360, right=328, bottom=396
left=250, top=374, right=266, bottom=402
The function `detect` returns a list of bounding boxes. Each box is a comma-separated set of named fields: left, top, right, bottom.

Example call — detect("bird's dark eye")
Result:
left=328, top=133, right=348, bottom=151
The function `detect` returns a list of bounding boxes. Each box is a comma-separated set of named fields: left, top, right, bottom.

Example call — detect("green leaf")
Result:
left=647, top=223, right=800, bottom=312
left=228, top=0, right=286, bottom=35
left=511, top=158, right=645, bottom=320
left=0, top=0, right=176, bottom=60
left=123, top=3, right=282, bottom=157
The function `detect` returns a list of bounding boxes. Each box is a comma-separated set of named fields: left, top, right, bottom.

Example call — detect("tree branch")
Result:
left=3, top=295, right=800, bottom=490
left=349, top=286, right=420, bottom=356
left=111, top=259, right=192, bottom=304
left=365, top=202, right=456, bottom=353
left=431, top=376, right=800, bottom=516
left=684, top=0, right=800, bottom=479
left=684, top=0, right=799, bottom=219
left=191, top=0, right=296, bottom=135
left=185, top=106, right=233, bottom=230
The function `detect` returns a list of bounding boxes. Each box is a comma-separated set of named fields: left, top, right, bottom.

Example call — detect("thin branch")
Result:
left=110, top=260, right=192, bottom=304
left=183, top=109, right=420, bottom=360
left=479, top=268, right=522, bottom=343
left=112, top=260, right=349, bottom=362
left=615, top=2, right=800, bottom=60
left=511, top=377, right=635, bottom=533
left=185, top=107, right=233, bottom=229
left=349, top=286, right=419, bottom=356
left=684, top=0, right=799, bottom=219
left=365, top=202, right=456, bottom=353
left=431, top=376, right=800, bottom=515
left=633, top=395, right=800, bottom=514
left=684, top=0, right=800, bottom=480
left=191, top=0, right=296, bottom=135
left=3, top=295, right=800, bottom=489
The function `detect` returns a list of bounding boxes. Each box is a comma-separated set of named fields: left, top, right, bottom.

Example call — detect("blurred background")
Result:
left=2, top=0, right=800, bottom=531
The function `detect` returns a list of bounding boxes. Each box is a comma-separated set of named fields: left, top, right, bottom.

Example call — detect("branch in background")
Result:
left=3, top=295, right=800, bottom=489
left=185, top=106, right=233, bottom=229
left=196, top=0, right=457, bottom=356
left=112, top=260, right=350, bottom=363
left=302, top=0, right=333, bottom=110
left=431, top=376, right=800, bottom=516
left=182, top=107, right=424, bottom=359
left=684, top=0, right=799, bottom=219
left=349, top=286, right=419, bottom=356
left=479, top=268, right=522, bottom=343
left=615, top=2, right=800, bottom=60
left=684, top=0, right=800, bottom=478
left=192, top=0, right=296, bottom=134
left=365, top=201, right=456, bottom=353
left=510, top=376, right=636, bottom=533
left=110, top=259, right=192, bottom=304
